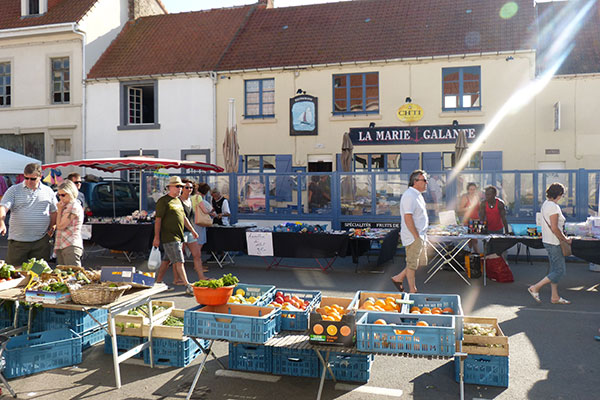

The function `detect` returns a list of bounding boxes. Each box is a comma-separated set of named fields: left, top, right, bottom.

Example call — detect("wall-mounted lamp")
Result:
left=405, top=97, right=412, bottom=103
left=296, top=89, right=306, bottom=95
left=505, top=56, right=514, bottom=61
left=453, top=120, right=459, bottom=127
left=369, top=122, right=376, bottom=128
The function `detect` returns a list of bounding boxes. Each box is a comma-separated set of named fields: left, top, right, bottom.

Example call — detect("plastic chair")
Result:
left=0, top=334, right=17, bottom=398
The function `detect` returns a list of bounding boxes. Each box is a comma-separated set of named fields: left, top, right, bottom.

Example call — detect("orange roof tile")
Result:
left=0, top=0, right=99, bottom=29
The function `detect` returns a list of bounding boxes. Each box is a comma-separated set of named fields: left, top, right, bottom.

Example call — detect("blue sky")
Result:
left=160, top=0, right=346, bottom=13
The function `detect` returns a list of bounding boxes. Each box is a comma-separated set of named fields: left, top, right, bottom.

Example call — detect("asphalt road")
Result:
left=1, top=238, right=599, bottom=400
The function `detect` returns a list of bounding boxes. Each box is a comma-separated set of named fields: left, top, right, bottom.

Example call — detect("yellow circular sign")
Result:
left=397, top=103, right=424, bottom=123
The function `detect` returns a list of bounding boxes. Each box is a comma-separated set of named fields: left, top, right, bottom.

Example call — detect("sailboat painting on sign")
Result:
left=290, top=94, right=318, bottom=135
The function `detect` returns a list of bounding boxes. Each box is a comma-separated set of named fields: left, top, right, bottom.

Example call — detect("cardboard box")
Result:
left=114, top=300, right=174, bottom=337
left=349, top=291, right=406, bottom=312
left=143, top=309, right=185, bottom=340
left=100, top=266, right=155, bottom=287
left=461, top=316, right=509, bottom=356
left=0, top=275, right=28, bottom=291
left=25, top=289, right=71, bottom=305
left=309, top=296, right=356, bottom=346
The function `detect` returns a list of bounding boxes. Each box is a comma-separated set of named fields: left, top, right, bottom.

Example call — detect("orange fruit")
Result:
left=364, top=304, right=376, bottom=311
left=374, top=319, right=387, bottom=325
left=383, top=303, right=396, bottom=312
left=331, top=304, right=344, bottom=313
left=374, top=299, right=386, bottom=308
left=416, top=320, right=429, bottom=327
left=323, top=306, right=332, bottom=314
left=410, top=310, right=421, bottom=314
left=322, top=315, right=334, bottom=321
left=395, top=329, right=415, bottom=335
left=340, top=325, right=351, bottom=336
left=374, top=305, right=385, bottom=312
left=313, top=324, right=324, bottom=335
left=442, top=307, right=454, bottom=314
left=410, top=306, right=420, bottom=313
left=421, top=310, right=432, bottom=314
left=385, top=297, right=397, bottom=304
left=431, top=308, right=442, bottom=314
left=327, top=325, right=338, bottom=336
left=421, top=307, right=431, bottom=313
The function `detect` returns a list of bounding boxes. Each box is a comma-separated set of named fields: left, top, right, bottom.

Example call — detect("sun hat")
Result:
left=166, top=176, right=183, bottom=187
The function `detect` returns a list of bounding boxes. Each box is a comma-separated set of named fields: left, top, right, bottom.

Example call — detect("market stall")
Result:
left=88, top=222, right=154, bottom=255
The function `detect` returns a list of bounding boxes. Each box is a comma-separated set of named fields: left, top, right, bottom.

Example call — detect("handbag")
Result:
left=542, top=212, right=572, bottom=257
left=194, top=200, right=213, bottom=227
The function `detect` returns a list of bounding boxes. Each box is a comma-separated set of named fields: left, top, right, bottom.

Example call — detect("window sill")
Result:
left=329, top=114, right=382, bottom=122
left=117, top=123, right=161, bottom=131
left=241, top=118, right=278, bottom=125
left=439, top=110, right=485, bottom=118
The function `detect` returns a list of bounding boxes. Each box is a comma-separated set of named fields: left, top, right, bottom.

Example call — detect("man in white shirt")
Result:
left=391, top=170, right=429, bottom=293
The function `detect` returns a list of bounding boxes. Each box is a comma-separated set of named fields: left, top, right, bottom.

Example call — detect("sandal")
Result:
left=391, top=279, right=404, bottom=292
left=551, top=297, right=571, bottom=305
left=527, top=287, right=541, bottom=303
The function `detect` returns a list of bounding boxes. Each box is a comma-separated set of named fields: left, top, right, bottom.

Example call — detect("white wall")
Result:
left=86, top=76, right=215, bottom=163
left=79, top=0, right=129, bottom=74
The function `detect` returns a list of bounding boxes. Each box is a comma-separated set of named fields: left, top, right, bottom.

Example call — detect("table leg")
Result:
left=186, top=340, right=214, bottom=400
left=315, top=349, right=330, bottom=400
left=191, top=337, right=225, bottom=369
left=108, top=312, right=122, bottom=389
left=455, top=352, right=467, bottom=400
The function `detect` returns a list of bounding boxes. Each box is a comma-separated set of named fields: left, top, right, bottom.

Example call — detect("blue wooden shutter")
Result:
left=400, top=153, right=420, bottom=172
left=336, top=153, right=342, bottom=171
left=482, top=151, right=502, bottom=171
left=275, top=154, right=293, bottom=201
left=422, top=152, right=442, bottom=172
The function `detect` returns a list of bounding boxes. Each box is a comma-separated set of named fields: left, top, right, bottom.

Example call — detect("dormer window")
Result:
left=22, top=0, right=47, bottom=17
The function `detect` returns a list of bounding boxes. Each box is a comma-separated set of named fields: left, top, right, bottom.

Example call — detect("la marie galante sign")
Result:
left=349, top=124, right=485, bottom=145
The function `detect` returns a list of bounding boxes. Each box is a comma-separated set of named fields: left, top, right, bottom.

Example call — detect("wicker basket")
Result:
left=70, top=283, right=131, bottom=305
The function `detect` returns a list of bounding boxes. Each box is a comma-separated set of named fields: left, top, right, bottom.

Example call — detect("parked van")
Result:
left=80, top=180, right=139, bottom=217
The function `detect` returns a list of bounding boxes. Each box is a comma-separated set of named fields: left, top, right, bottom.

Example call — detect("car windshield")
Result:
left=97, top=182, right=138, bottom=202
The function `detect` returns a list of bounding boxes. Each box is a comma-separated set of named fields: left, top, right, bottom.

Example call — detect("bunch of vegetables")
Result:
left=192, top=273, right=239, bottom=288
left=128, top=304, right=168, bottom=316
left=463, top=323, right=497, bottom=337
left=0, top=263, right=22, bottom=281
left=162, top=316, right=184, bottom=326
left=21, top=258, right=52, bottom=274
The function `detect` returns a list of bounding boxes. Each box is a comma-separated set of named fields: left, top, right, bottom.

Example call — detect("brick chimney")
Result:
left=128, top=0, right=167, bottom=20
left=257, top=0, right=274, bottom=9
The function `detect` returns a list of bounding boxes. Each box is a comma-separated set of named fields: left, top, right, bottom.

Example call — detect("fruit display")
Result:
left=367, top=317, right=430, bottom=335
left=463, top=322, right=497, bottom=337
left=229, top=288, right=260, bottom=305
left=267, top=291, right=310, bottom=311
left=0, top=262, right=23, bottom=282
left=358, top=296, right=402, bottom=313
left=408, top=306, right=454, bottom=315
left=315, top=303, right=349, bottom=321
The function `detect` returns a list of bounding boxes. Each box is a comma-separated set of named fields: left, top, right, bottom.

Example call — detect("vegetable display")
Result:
left=193, top=273, right=239, bottom=288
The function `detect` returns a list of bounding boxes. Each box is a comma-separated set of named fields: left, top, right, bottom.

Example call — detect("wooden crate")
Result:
left=461, top=316, right=508, bottom=356
left=143, top=309, right=185, bottom=340
left=114, top=300, right=174, bottom=337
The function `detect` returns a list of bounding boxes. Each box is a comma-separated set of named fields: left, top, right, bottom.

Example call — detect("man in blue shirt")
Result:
left=0, top=163, right=58, bottom=265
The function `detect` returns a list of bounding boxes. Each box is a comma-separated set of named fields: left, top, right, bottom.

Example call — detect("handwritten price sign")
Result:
left=246, top=232, right=274, bottom=257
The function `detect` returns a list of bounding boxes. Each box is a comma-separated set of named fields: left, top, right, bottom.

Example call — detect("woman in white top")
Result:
left=528, top=182, right=572, bottom=304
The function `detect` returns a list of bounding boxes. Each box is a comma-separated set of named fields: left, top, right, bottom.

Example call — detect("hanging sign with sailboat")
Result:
left=290, top=94, right=318, bottom=136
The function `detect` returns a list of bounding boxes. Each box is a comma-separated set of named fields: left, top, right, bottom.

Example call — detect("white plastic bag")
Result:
left=148, top=247, right=161, bottom=271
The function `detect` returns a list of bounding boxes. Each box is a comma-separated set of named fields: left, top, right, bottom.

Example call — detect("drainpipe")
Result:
left=71, top=24, right=87, bottom=165
left=211, top=71, right=217, bottom=165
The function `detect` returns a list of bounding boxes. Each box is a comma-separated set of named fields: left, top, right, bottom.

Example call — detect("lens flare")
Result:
left=500, top=2, right=519, bottom=20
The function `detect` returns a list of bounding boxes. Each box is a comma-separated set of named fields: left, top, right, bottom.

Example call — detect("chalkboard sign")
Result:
left=246, top=232, right=274, bottom=257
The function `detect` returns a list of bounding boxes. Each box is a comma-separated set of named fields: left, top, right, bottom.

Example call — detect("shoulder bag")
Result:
left=542, top=210, right=571, bottom=257
left=194, top=200, right=213, bottom=227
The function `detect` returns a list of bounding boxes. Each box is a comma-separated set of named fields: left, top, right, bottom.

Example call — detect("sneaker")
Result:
left=186, top=284, right=195, bottom=296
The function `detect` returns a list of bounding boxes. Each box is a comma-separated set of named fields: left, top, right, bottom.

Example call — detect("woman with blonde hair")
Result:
left=55, top=180, right=84, bottom=266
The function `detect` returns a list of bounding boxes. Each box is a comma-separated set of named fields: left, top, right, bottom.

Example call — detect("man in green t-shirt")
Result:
left=153, top=176, right=198, bottom=294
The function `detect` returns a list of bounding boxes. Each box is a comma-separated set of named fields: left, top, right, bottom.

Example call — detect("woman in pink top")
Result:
left=55, top=180, right=84, bottom=266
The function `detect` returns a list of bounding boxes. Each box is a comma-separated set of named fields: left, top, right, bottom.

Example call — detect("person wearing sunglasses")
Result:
left=67, top=172, right=87, bottom=209
left=54, top=180, right=84, bottom=266
left=153, top=176, right=198, bottom=295
left=391, top=169, right=429, bottom=294
left=0, top=163, right=58, bottom=266
left=178, top=179, right=206, bottom=282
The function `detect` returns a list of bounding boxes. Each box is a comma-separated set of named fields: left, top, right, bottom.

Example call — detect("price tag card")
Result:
left=30, top=261, right=47, bottom=276
left=246, top=232, right=274, bottom=257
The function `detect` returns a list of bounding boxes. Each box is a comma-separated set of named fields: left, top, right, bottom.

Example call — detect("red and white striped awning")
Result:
left=42, top=157, right=224, bottom=173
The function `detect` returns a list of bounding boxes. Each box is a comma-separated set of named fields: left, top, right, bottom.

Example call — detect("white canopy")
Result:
left=0, top=148, right=41, bottom=174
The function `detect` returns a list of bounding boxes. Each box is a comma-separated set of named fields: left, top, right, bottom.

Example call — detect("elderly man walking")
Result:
left=391, top=169, right=429, bottom=293
left=153, top=176, right=198, bottom=295
left=0, top=163, right=58, bottom=265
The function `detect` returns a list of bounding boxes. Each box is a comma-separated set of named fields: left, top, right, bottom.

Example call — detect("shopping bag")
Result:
left=195, top=201, right=213, bottom=227
left=485, top=256, right=514, bottom=282
left=148, top=247, right=161, bottom=271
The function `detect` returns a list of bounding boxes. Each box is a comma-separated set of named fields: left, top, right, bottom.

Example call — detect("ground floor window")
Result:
left=442, top=151, right=481, bottom=170
left=354, top=153, right=401, bottom=171
left=245, top=155, right=276, bottom=173
left=0, top=132, right=45, bottom=162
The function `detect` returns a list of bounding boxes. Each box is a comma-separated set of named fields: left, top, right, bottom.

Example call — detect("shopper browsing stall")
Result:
left=54, top=180, right=84, bottom=266
left=528, top=182, right=572, bottom=304
left=179, top=179, right=205, bottom=281
left=0, top=163, right=57, bottom=265
left=153, top=176, right=198, bottom=294
left=391, top=170, right=429, bottom=293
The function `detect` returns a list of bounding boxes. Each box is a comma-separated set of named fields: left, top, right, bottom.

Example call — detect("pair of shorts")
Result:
left=7, top=234, right=52, bottom=266
left=55, top=246, right=83, bottom=266
left=183, top=231, right=195, bottom=243
left=162, top=241, right=185, bottom=264
left=405, top=237, right=427, bottom=271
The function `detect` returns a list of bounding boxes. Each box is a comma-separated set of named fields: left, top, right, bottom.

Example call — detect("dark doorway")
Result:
left=308, top=161, right=332, bottom=172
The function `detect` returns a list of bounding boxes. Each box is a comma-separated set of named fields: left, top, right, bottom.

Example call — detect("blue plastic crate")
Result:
left=272, top=347, right=320, bottom=378
left=455, top=354, right=509, bottom=387
left=228, top=342, right=273, bottom=373
left=143, top=337, right=206, bottom=367
left=81, top=326, right=106, bottom=350
left=274, top=289, right=321, bottom=331
left=356, top=312, right=455, bottom=356
left=104, top=334, right=146, bottom=358
left=324, top=352, right=374, bottom=383
left=404, top=293, right=463, bottom=340
left=40, top=308, right=108, bottom=334
left=184, top=304, right=280, bottom=344
left=3, top=329, right=82, bottom=379
left=234, top=283, right=276, bottom=307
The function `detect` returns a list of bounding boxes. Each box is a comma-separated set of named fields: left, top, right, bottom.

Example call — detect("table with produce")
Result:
left=0, top=258, right=166, bottom=390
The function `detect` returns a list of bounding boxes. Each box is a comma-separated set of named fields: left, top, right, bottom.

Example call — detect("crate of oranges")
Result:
left=309, top=296, right=356, bottom=346
left=356, top=312, right=456, bottom=356
left=350, top=291, right=406, bottom=315
left=404, top=293, right=463, bottom=340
